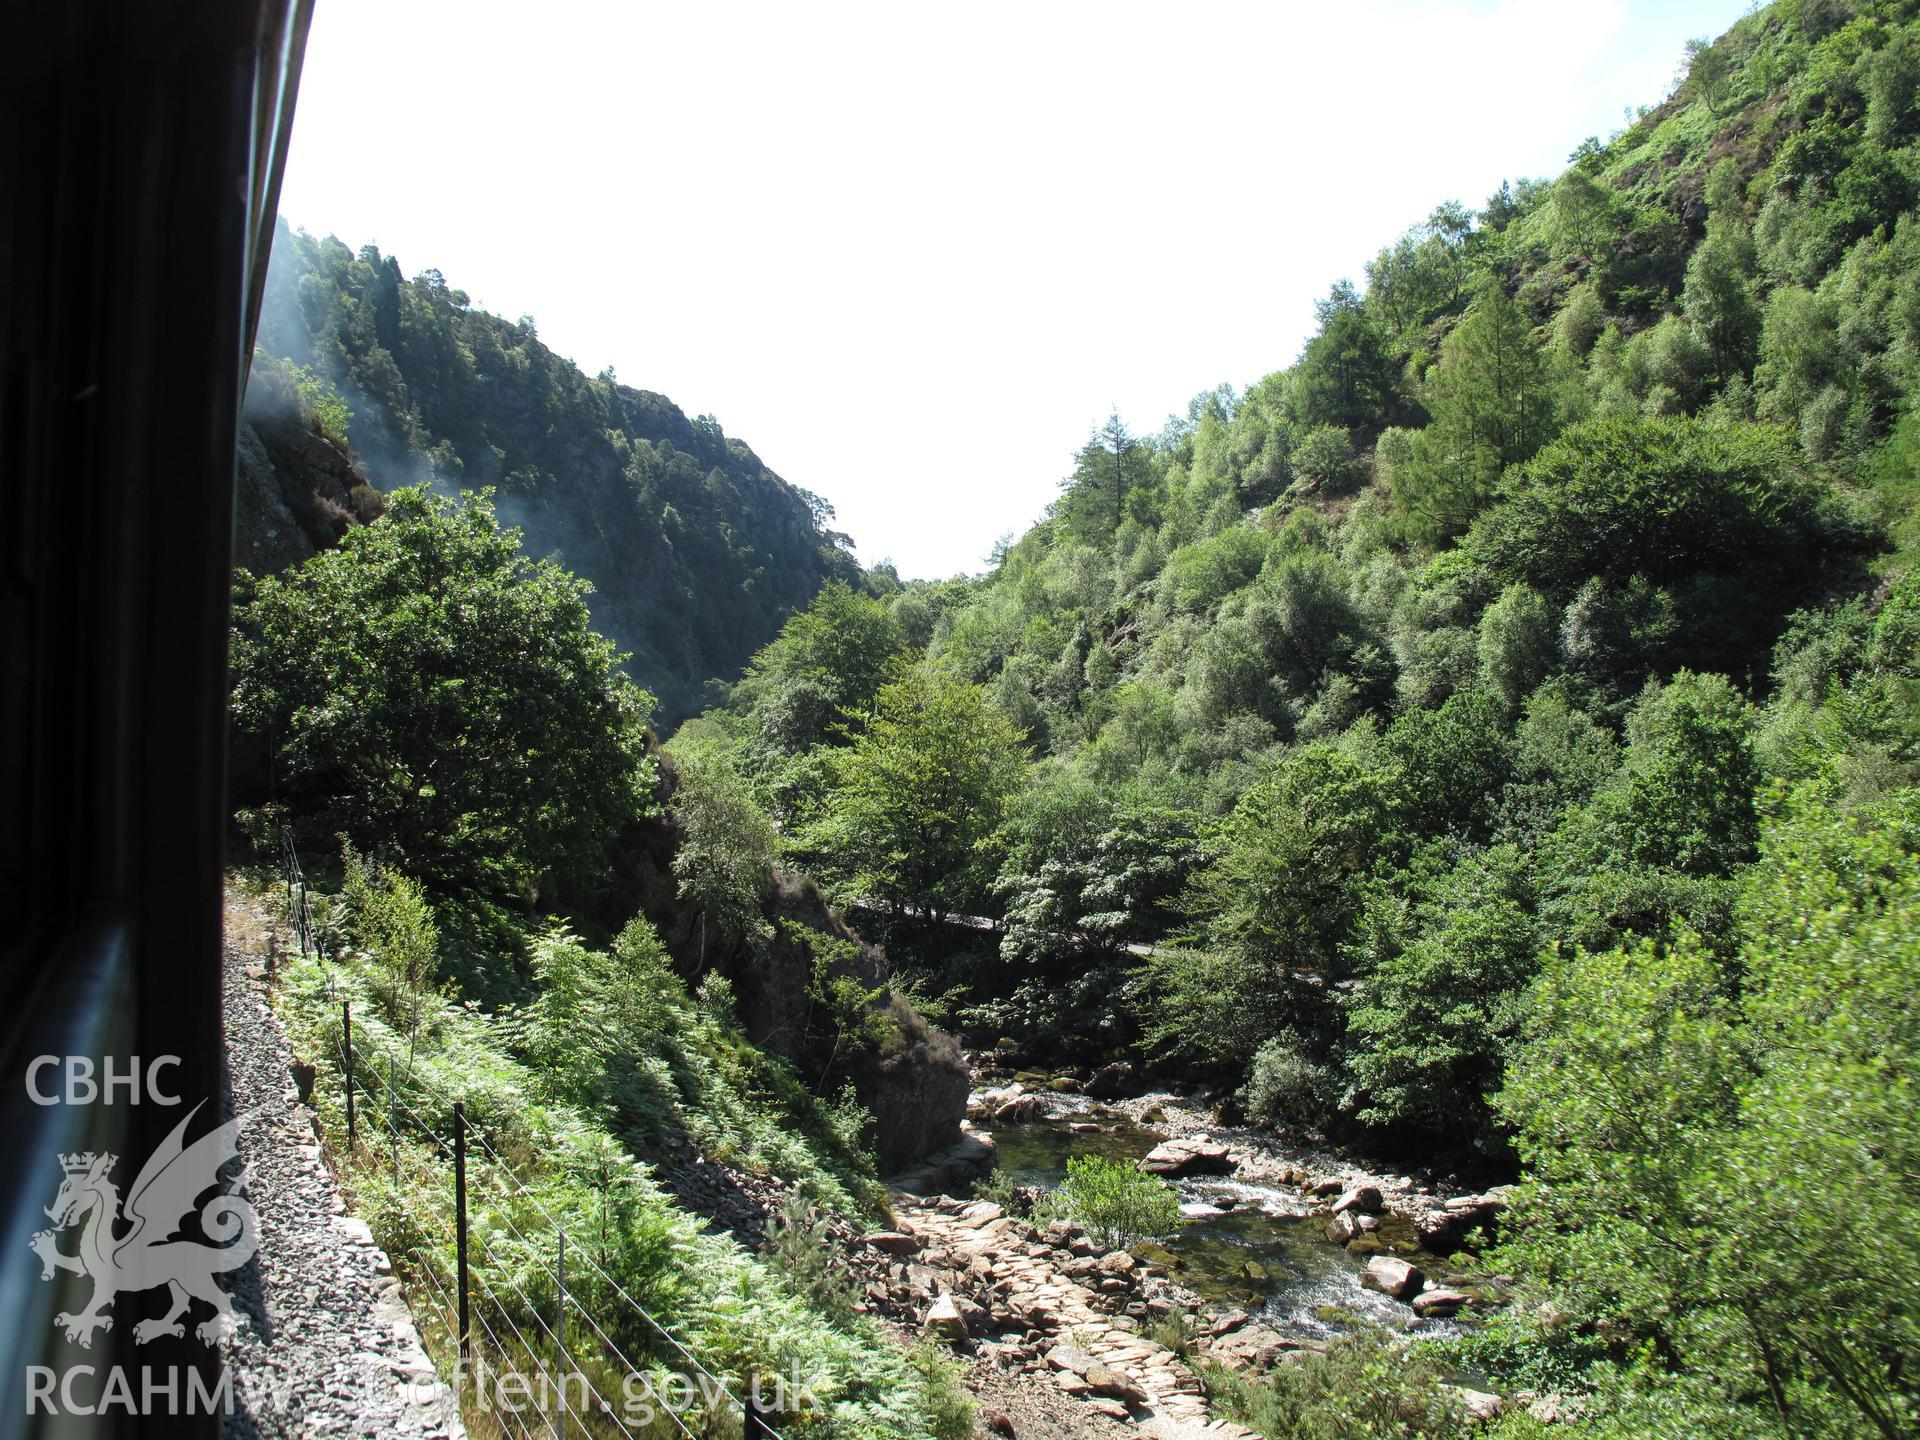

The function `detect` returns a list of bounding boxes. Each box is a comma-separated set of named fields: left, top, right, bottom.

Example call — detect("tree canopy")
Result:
left=231, top=486, right=653, bottom=895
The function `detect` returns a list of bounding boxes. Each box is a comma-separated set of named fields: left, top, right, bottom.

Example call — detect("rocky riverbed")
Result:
left=972, top=1072, right=1512, bottom=1319
left=848, top=1065, right=1517, bottom=1435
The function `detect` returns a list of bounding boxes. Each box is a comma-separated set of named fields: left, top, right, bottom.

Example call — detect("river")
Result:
left=980, top=1093, right=1474, bottom=1341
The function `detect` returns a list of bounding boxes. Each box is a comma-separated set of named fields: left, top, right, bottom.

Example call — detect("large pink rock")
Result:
left=1139, top=1138, right=1236, bottom=1177
left=1366, top=1255, right=1426, bottom=1300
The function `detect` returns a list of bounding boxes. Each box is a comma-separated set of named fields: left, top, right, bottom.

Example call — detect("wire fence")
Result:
left=273, top=832, right=791, bottom=1440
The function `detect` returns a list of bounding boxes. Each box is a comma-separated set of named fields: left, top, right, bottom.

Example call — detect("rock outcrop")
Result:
left=600, top=754, right=970, bottom=1171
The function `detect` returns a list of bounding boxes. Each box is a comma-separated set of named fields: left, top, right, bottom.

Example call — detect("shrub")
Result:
left=1201, top=1329, right=1471, bottom=1439
left=1240, top=1036, right=1338, bottom=1131
left=1055, top=1154, right=1181, bottom=1249
left=905, top=1339, right=975, bottom=1440
left=765, top=1192, right=860, bottom=1323
left=288, top=360, right=354, bottom=444
left=340, top=843, right=440, bottom=1046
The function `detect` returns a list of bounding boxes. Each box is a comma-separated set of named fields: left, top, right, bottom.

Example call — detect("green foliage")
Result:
left=687, top=27, right=1920, bottom=1410
left=665, top=737, right=777, bottom=962
left=1393, top=278, right=1563, bottom=540
left=903, top=1340, right=975, bottom=1440
left=997, top=780, right=1202, bottom=966
left=800, top=665, right=1027, bottom=923
left=272, top=908, right=957, bottom=1436
left=1345, top=843, right=1539, bottom=1145
left=1477, top=583, right=1560, bottom=710
left=735, top=581, right=908, bottom=757
left=1470, top=416, right=1841, bottom=677
left=1495, top=786, right=1920, bottom=1438
left=1611, top=671, right=1762, bottom=875
left=1870, top=566, right=1920, bottom=678
left=1054, top=411, right=1160, bottom=543
left=340, top=842, right=441, bottom=1044
left=1053, top=1154, right=1182, bottom=1249
left=1470, top=417, right=1824, bottom=599
left=1239, top=1035, right=1340, bottom=1132
left=1201, top=1330, right=1473, bottom=1439
left=1379, top=688, right=1514, bottom=841
left=1683, top=227, right=1762, bottom=379
left=231, top=487, right=654, bottom=897
left=791, top=919, right=896, bottom=1092
left=1150, top=745, right=1391, bottom=1068
left=256, top=224, right=860, bottom=725
left=1296, top=280, right=1414, bottom=437
left=514, top=916, right=881, bottom=1211
left=287, top=360, right=354, bottom=443
left=765, top=1192, right=861, bottom=1323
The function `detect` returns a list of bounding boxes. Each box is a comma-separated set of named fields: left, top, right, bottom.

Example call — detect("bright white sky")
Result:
left=279, top=0, right=1751, bottom=579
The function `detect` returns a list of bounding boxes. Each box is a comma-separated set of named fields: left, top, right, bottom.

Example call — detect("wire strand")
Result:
left=464, top=1131, right=782, bottom=1437
left=401, top=1251, right=471, bottom=1437
left=466, top=1264, right=566, bottom=1440
left=275, top=833, right=778, bottom=1439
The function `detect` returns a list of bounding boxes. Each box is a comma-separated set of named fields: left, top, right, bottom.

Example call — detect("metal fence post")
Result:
left=453, top=1101, right=470, bottom=1363
left=746, top=1391, right=776, bottom=1440
left=343, top=1001, right=355, bottom=1151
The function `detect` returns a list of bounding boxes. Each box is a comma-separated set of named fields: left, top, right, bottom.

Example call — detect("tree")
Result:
left=734, top=580, right=906, bottom=755
left=1683, top=227, right=1761, bottom=379
left=1364, top=202, right=1477, bottom=350
left=666, top=741, right=777, bottom=967
left=1393, top=279, right=1559, bottom=540
left=1150, top=744, right=1392, bottom=1068
left=801, top=666, right=1027, bottom=927
left=996, top=780, right=1203, bottom=970
left=1683, top=36, right=1732, bottom=114
left=1345, top=843, right=1538, bottom=1145
left=1477, top=582, right=1559, bottom=709
left=230, top=487, right=653, bottom=895
left=1295, top=281, right=1410, bottom=437
left=1055, top=410, right=1155, bottom=543
left=1291, top=424, right=1356, bottom=492
left=1468, top=417, right=1827, bottom=601
left=1865, top=30, right=1920, bottom=146
left=1378, top=688, right=1514, bottom=841
left=1611, top=670, right=1761, bottom=876
left=341, top=843, right=440, bottom=1051
left=1545, top=169, right=1622, bottom=262
left=1496, top=787, right=1920, bottom=1438
left=1053, top=1155, right=1181, bottom=1248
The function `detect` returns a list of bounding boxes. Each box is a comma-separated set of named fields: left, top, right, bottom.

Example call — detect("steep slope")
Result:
left=907, top=0, right=1918, bottom=795
left=247, top=220, right=861, bottom=725
left=700, top=0, right=1920, bottom=1182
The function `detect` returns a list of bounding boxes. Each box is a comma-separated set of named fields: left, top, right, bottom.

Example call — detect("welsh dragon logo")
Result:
left=29, top=1102, right=258, bottom=1348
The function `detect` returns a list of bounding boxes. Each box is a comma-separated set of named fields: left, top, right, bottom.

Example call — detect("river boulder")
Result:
left=923, top=1294, right=971, bottom=1342
left=1139, top=1138, right=1235, bottom=1177
left=994, top=1094, right=1050, bottom=1122
left=1207, top=1323, right=1299, bottom=1371
left=1417, top=1191, right=1507, bottom=1253
left=1366, top=1255, right=1426, bottom=1300
left=1331, top=1183, right=1383, bottom=1215
left=1413, top=1286, right=1473, bottom=1317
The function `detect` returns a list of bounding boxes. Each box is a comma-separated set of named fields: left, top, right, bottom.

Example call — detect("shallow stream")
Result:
left=985, top=1099, right=1465, bottom=1340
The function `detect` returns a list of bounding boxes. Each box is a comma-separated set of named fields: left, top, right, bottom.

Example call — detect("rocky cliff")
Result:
left=599, top=753, right=969, bottom=1171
